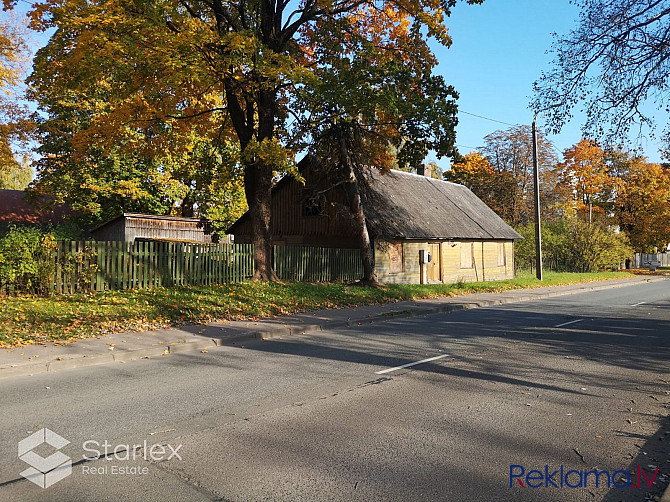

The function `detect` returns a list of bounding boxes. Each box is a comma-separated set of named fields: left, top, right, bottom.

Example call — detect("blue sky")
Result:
left=431, top=0, right=665, bottom=166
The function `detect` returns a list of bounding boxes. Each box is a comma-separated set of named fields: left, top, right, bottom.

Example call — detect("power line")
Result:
left=459, top=110, right=517, bottom=127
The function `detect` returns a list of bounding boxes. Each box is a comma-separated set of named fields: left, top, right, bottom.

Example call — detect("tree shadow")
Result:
left=601, top=413, right=670, bottom=502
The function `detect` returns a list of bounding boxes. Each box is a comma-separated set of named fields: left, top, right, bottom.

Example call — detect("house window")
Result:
left=389, top=242, right=403, bottom=274
left=460, top=242, right=473, bottom=269
left=303, top=195, right=323, bottom=217
left=498, top=242, right=506, bottom=266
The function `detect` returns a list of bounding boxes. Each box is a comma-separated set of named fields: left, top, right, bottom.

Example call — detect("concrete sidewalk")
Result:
left=0, top=275, right=664, bottom=379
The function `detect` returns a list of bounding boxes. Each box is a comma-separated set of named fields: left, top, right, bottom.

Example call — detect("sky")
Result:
left=430, top=0, right=665, bottom=167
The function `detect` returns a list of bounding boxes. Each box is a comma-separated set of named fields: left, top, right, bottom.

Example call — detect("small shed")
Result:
left=91, top=213, right=214, bottom=243
left=229, top=166, right=522, bottom=284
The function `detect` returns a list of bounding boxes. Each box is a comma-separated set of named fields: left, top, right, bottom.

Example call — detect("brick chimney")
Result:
left=416, top=163, right=432, bottom=178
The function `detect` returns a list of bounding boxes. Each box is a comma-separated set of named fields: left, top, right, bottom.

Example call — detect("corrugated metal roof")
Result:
left=91, top=213, right=207, bottom=233
left=362, top=170, right=522, bottom=240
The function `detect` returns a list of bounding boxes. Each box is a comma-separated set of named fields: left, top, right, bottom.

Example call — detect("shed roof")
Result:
left=362, top=170, right=521, bottom=240
left=91, top=213, right=208, bottom=233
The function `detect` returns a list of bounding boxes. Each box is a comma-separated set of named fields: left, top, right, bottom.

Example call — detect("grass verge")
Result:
left=0, top=270, right=633, bottom=347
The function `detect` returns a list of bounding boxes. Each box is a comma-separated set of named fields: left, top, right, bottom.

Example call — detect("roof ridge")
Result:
left=387, top=169, right=463, bottom=188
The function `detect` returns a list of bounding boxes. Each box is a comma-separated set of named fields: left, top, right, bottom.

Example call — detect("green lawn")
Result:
left=0, top=270, right=631, bottom=347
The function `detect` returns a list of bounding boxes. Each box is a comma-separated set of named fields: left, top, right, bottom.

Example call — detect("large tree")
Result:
left=12, top=0, right=482, bottom=280
left=533, top=0, right=670, bottom=155
left=610, top=152, right=670, bottom=251
left=0, top=13, right=31, bottom=185
left=551, top=139, right=615, bottom=223
left=444, top=151, right=513, bottom=218
left=296, top=21, right=463, bottom=283
left=478, top=125, right=557, bottom=226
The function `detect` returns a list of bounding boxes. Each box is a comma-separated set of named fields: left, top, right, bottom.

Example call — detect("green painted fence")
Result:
left=273, top=245, right=363, bottom=282
left=3, top=241, right=363, bottom=295
left=49, top=241, right=254, bottom=294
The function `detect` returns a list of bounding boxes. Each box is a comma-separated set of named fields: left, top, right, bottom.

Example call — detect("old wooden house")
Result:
left=91, top=213, right=214, bottom=243
left=229, top=165, right=522, bottom=284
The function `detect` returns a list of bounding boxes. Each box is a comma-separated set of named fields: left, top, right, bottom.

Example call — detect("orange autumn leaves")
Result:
left=450, top=139, right=670, bottom=252
left=553, top=139, right=613, bottom=218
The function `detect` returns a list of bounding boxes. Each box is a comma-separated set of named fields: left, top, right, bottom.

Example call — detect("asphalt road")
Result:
left=0, top=279, right=668, bottom=502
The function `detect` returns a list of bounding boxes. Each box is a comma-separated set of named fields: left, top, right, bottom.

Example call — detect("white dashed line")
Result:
left=375, top=354, right=449, bottom=375
left=631, top=301, right=647, bottom=307
left=554, top=319, right=585, bottom=328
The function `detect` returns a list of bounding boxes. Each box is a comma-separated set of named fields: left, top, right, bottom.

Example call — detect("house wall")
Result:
left=375, top=239, right=515, bottom=284
left=231, top=178, right=360, bottom=248
left=374, top=240, right=425, bottom=284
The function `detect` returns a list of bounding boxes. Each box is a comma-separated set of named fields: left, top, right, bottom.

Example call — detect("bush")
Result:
left=567, top=219, right=633, bottom=272
left=0, top=225, right=57, bottom=294
left=515, top=218, right=632, bottom=272
left=0, top=225, right=102, bottom=295
left=515, top=220, right=570, bottom=271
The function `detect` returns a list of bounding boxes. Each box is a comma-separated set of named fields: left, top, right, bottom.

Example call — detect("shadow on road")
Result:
left=601, top=413, right=670, bottom=502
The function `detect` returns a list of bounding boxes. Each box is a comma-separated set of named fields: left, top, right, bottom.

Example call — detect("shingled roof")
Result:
left=361, top=169, right=521, bottom=240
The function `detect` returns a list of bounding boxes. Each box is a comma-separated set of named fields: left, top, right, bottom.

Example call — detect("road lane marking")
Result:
left=631, top=301, right=647, bottom=307
left=554, top=319, right=584, bottom=328
left=375, top=354, right=449, bottom=375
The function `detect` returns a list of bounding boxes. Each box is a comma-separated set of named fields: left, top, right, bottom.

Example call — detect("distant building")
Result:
left=91, top=213, right=215, bottom=243
left=229, top=163, right=522, bottom=284
left=0, top=189, right=73, bottom=229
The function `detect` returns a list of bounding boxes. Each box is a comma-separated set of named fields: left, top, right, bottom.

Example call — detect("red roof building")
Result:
left=0, top=190, right=73, bottom=226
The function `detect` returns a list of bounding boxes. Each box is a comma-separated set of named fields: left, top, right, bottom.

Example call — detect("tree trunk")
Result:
left=244, top=161, right=279, bottom=281
left=342, top=166, right=380, bottom=286
left=180, top=191, right=195, bottom=217
left=227, top=78, right=280, bottom=282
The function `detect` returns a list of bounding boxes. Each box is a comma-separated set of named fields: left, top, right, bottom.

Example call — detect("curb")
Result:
left=0, top=276, right=664, bottom=379
left=662, top=483, right=670, bottom=502
left=0, top=341, right=217, bottom=379
left=662, top=484, right=670, bottom=502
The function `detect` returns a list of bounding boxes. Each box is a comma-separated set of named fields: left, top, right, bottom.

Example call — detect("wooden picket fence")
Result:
left=274, top=245, right=363, bottom=282
left=2, top=241, right=365, bottom=296
left=49, top=241, right=254, bottom=294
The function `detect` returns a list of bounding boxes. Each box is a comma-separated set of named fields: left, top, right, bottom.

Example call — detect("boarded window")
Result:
left=389, top=242, right=403, bottom=274
left=302, top=195, right=323, bottom=217
left=498, top=242, right=506, bottom=266
left=460, top=243, right=473, bottom=269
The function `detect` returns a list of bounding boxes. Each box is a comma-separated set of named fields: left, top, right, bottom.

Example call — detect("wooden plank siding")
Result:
left=374, top=239, right=515, bottom=284
left=231, top=178, right=360, bottom=248
left=91, top=213, right=215, bottom=243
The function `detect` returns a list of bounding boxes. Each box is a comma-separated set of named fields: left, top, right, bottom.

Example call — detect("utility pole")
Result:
left=532, top=116, right=543, bottom=281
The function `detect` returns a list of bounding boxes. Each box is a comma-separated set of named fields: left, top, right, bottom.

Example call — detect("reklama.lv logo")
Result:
left=510, top=464, right=659, bottom=489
